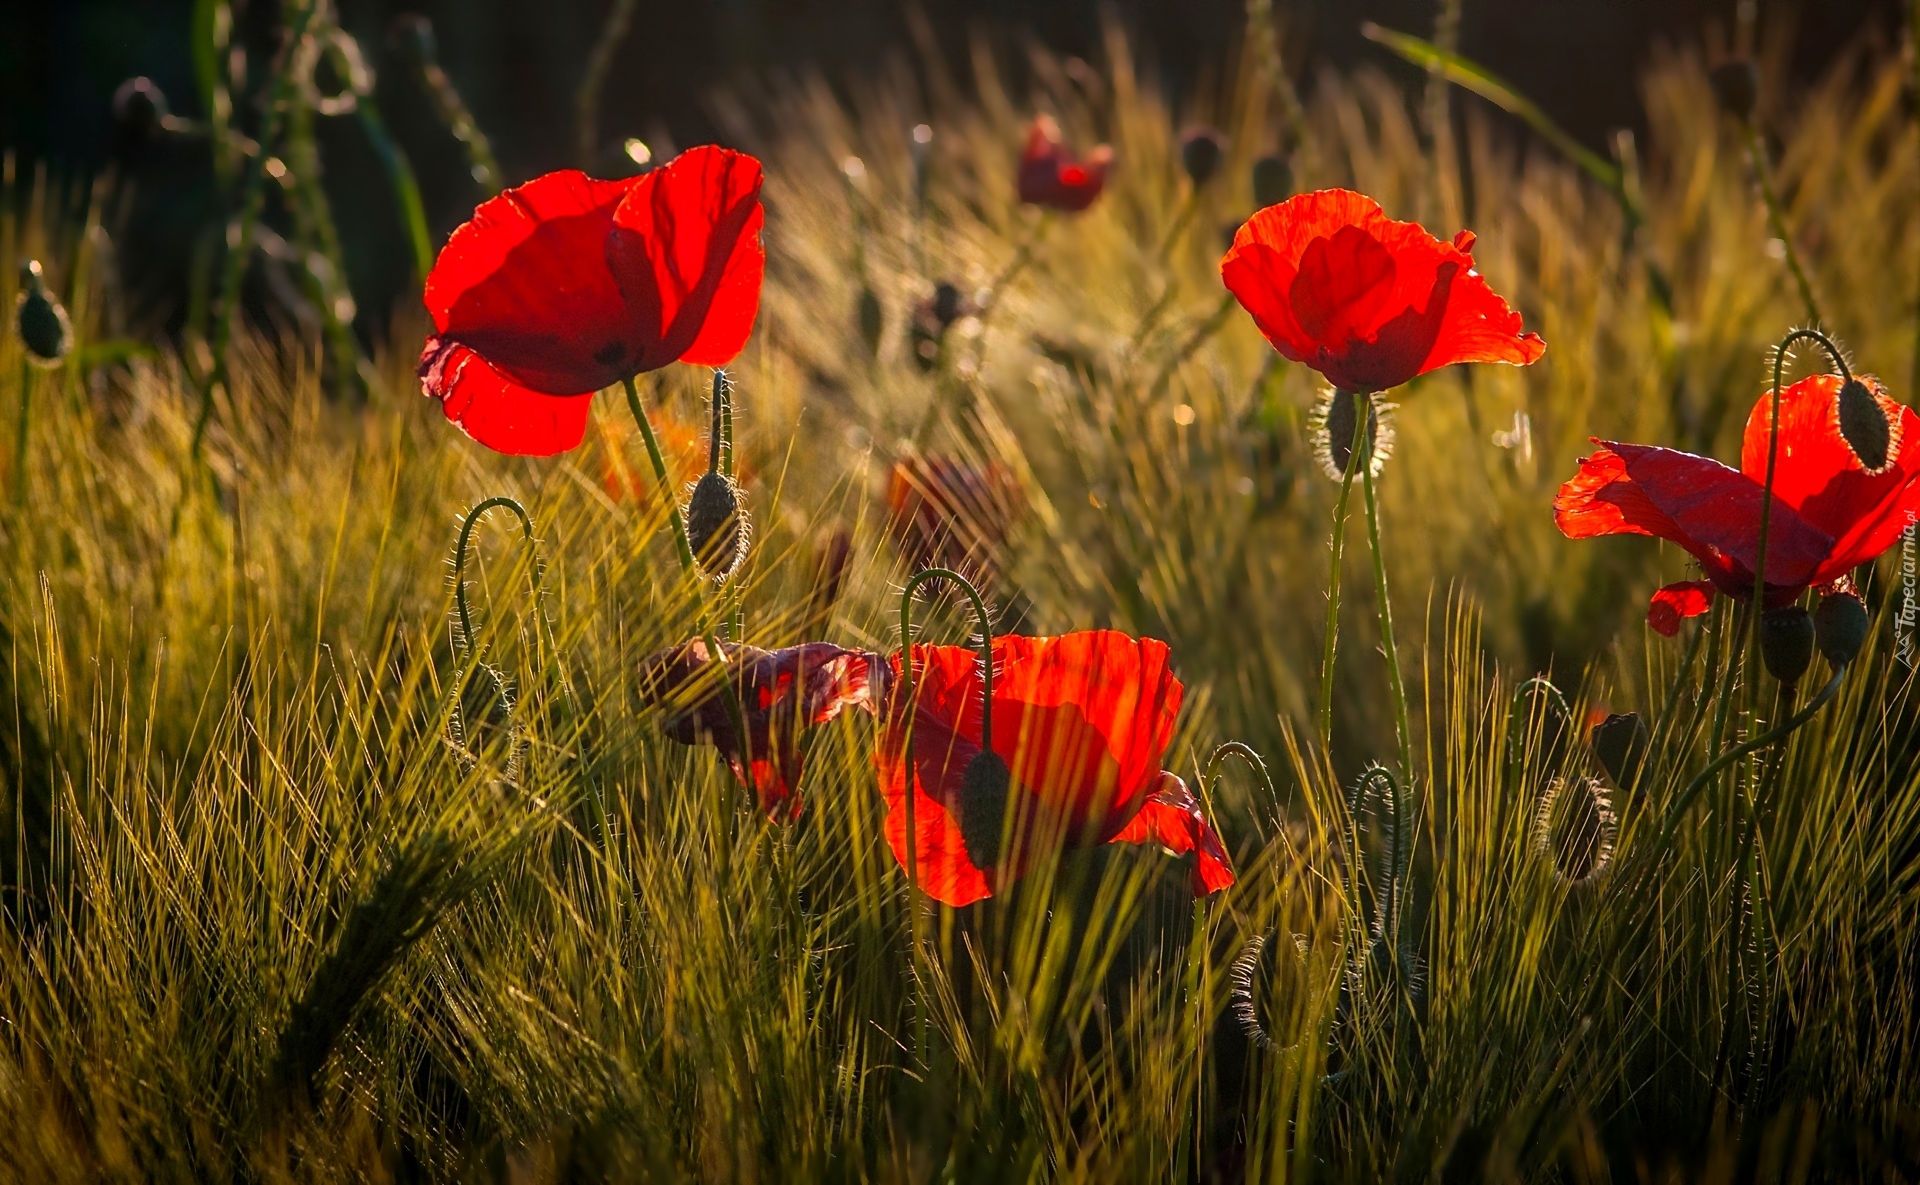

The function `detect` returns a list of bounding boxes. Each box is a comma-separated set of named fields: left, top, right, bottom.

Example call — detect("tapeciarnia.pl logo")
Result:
left=1899, top=512, right=1918, bottom=669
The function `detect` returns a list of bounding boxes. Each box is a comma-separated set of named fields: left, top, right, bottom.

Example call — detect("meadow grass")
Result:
left=0, top=14, right=1917, bottom=1181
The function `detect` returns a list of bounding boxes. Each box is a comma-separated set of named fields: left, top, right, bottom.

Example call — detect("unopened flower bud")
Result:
left=957, top=749, right=1012, bottom=868
left=685, top=471, right=748, bottom=580
left=112, top=77, right=169, bottom=143
left=1251, top=154, right=1292, bottom=208
left=1710, top=59, right=1759, bottom=121
left=1589, top=712, right=1650, bottom=789
left=931, top=281, right=963, bottom=329
left=1812, top=591, right=1869, bottom=667
left=1760, top=605, right=1815, bottom=686
left=15, top=261, right=72, bottom=367
left=857, top=285, right=883, bottom=358
left=1836, top=378, right=1894, bottom=475
left=1180, top=126, right=1225, bottom=186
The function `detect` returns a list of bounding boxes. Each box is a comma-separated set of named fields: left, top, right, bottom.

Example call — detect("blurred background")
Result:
left=0, top=0, right=1900, bottom=332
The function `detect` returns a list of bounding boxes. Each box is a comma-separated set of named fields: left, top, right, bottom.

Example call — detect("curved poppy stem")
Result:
left=1506, top=676, right=1570, bottom=774
left=452, top=496, right=536, bottom=659
left=623, top=375, right=698, bottom=577
left=1346, top=765, right=1408, bottom=939
left=1318, top=392, right=1370, bottom=751
left=1204, top=741, right=1277, bottom=805
left=895, top=568, right=997, bottom=897
left=1360, top=401, right=1414, bottom=783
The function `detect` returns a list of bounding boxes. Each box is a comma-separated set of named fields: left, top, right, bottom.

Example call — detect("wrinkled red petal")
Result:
left=425, top=169, right=643, bottom=395
left=609, top=145, right=766, bottom=370
left=1739, top=374, right=1920, bottom=581
left=1107, top=773, right=1235, bottom=896
left=1647, top=581, right=1715, bottom=636
left=419, top=337, right=593, bottom=456
left=877, top=699, right=994, bottom=906
left=1221, top=189, right=1543, bottom=393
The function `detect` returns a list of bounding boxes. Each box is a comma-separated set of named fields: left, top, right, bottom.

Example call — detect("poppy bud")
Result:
left=1760, top=605, right=1815, bottom=686
left=685, top=471, right=748, bottom=580
left=1180, top=126, right=1225, bottom=186
left=1589, top=711, right=1649, bottom=789
left=1251, top=154, right=1292, bottom=208
left=1312, top=388, right=1393, bottom=481
left=15, top=261, right=72, bottom=368
left=1836, top=378, right=1894, bottom=475
left=112, top=77, right=169, bottom=143
left=1710, top=59, right=1759, bottom=121
left=857, top=285, right=883, bottom=358
left=931, top=281, right=963, bottom=329
left=957, top=749, right=1013, bottom=869
left=1812, top=591, right=1869, bottom=666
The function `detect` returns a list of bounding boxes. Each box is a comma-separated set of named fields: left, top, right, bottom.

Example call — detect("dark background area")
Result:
left=0, top=0, right=1898, bottom=329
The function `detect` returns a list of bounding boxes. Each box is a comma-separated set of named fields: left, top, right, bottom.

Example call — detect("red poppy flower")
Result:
left=1017, top=115, right=1112, bottom=213
left=1555, top=374, right=1920, bottom=635
left=640, top=639, right=882, bottom=821
left=884, top=455, right=1025, bottom=583
left=419, top=145, right=765, bottom=456
left=878, top=631, right=1234, bottom=906
left=1220, top=189, right=1545, bottom=394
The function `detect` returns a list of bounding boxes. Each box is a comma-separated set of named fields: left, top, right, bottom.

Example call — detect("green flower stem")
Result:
left=452, top=496, right=535, bottom=658
left=14, top=362, right=30, bottom=506
left=625, top=376, right=697, bottom=576
left=1360, top=419, right=1414, bottom=783
left=1744, top=124, right=1820, bottom=326
left=1317, top=393, right=1369, bottom=751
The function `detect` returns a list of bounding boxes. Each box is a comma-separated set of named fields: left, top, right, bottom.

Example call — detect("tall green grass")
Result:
left=1, top=12, right=1917, bottom=1180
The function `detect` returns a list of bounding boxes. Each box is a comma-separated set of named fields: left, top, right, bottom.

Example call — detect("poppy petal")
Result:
left=608, top=145, right=766, bottom=371
left=424, top=169, right=643, bottom=394
left=1739, top=374, right=1920, bottom=581
left=1107, top=772, right=1236, bottom=895
left=877, top=699, right=994, bottom=906
left=419, top=337, right=594, bottom=456
left=1647, top=581, right=1715, bottom=637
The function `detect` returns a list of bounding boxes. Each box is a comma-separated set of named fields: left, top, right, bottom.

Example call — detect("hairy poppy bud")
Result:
left=1710, top=59, right=1759, bottom=121
left=1531, top=777, right=1617, bottom=885
left=1836, top=378, right=1893, bottom=474
left=1589, top=711, right=1649, bottom=789
left=1812, top=591, right=1869, bottom=667
left=15, top=261, right=72, bottom=368
left=1312, top=388, right=1393, bottom=480
left=857, top=285, right=883, bottom=358
left=685, top=471, right=748, bottom=580
left=112, top=77, right=169, bottom=143
left=1180, top=126, right=1225, bottom=186
left=957, top=749, right=1013, bottom=869
left=1760, top=605, right=1815, bottom=686
left=1251, top=154, right=1292, bottom=208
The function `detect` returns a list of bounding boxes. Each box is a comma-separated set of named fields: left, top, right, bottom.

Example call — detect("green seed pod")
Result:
left=1760, top=605, right=1815, bottom=686
left=15, top=261, right=72, bottom=368
left=1710, top=59, right=1759, bottom=121
left=957, top=749, right=1012, bottom=869
left=1180, top=126, right=1225, bottom=186
left=1251, top=154, right=1293, bottom=208
left=1812, top=591, right=1869, bottom=667
left=857, top=285, right=883, bottom=358
left=1589, top=711, right=1650, bottom=789
left=685, top=471, right=748, bottom=580
left=1836, top=379, right=1893, bottom=475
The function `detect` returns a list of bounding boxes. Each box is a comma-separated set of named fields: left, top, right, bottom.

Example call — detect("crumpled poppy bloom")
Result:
left=640, top=639, right=883, bottom=821
left=1555, top=374, right=1920, bottom=635
left=884, top=455, right=1025, bottom=584
left=419, top=145, right=765, bottom=456
left=1017, top=115, right=1112, bottom=212
left=1221, top=189, right=1544, bottom=394
left=879, top=630, right=1234, bottom=907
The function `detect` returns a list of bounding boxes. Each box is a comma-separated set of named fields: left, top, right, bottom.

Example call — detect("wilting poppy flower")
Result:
left=1221, top=189, right=1544, bottom=394
left=419, top=145, right=765, bottom=456
left=1555, top=374, right=1920, bottom=635
left=640, top=639, right=883, bottom=821
left=1017, top=115, right=1112, bottom=213
left=885, top=455, right=1025, bottom=584
left=879, top=630, right=1234, bottom=906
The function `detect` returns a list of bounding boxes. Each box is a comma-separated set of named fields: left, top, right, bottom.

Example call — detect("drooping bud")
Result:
left=1311, top=388, right=1393, bottom=481
left=1835, top=378, right=1894, bottom=475
left=1531, top=778, right=1617, bottom=885
left=112, top=77, right=169, bottom=144
left=1589, top=712, right=1650, bottom=790
left=957, top=749, right=1013, bottom=869
left=1710, top=59, right=1759, bottom=121
left=685, top=471, right=748, bottom=580
left=1251, top=154, right=1293, bottom=208
left=857, top=285, right=883, bottom=358
left=1760, top=605, right=1815, bottom=686
left=1180, top=126, right=1226, bottom=186
left=1812, top=591, right=1869, bottom=667
left=15, top=261, right=72, bottom=368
